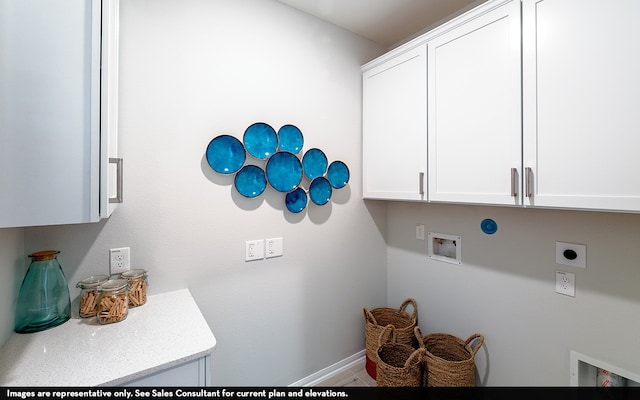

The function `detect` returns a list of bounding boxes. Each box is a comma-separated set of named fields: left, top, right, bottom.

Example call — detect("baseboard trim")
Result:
left=289, top=350, right=366, bottom=387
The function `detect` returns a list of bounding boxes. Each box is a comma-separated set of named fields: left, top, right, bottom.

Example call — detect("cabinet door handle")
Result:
left=525, top=167, right=532, bottom=198
left=109, top=157, right=123, bottom=203
left=419, top=172, right=424, bottom=196
left=510, top=168, right=518, bottom=197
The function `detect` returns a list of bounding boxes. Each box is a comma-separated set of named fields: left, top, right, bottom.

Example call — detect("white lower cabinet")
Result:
left=522, top=0, right=640, bottom=212
left=362, top=44, right=427, bottom=201
left=124, top=355, right=211, bottom=387
left=0, top=0, right=121, bottom=228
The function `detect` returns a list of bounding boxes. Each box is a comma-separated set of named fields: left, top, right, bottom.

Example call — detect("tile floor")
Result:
left=314, top=361, right=377, bottom=387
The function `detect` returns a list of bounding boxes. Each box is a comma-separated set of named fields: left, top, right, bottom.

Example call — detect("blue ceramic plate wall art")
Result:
left=302, top=148, right=328, bottom=180
left=309, top=176, right=332, bottom=205
left=285, top=187, right=308, bottom=213
left=206, top=135, right=246, bottom=174
left=480, top=218, right=498, bottom=235
left=265, top=151, right=303, bottom=193
left=327, top=161, right=350, bottom=189
left=234, top=165, right=267, bottom=198
left=243, top=122, right=278, bottom=159
left=277, top=125, right=304, bottom=154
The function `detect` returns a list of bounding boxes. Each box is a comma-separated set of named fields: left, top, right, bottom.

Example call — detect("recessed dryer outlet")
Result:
left=556, top=242, right=586, bottom=268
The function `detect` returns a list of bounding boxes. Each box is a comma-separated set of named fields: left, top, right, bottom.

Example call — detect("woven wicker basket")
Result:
left=376, top=325, right=425, bottom=387
left=416, top=327, right=484, bottom=387
left=363, top=298, right=418, bottom=379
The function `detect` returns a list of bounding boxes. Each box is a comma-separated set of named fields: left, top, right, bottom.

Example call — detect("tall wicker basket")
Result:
left=363, top=298, right=418, bottom=379
left=376, top=325, right=425, bottom=387
left=416, top=327, right=484, bottom=387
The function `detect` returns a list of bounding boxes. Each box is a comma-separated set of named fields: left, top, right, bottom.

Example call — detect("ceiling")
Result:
left=274, top=0, right=486, bottom=47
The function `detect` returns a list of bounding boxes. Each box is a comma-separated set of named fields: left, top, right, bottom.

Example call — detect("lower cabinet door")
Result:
left=124, top=356, right=211, bottom=387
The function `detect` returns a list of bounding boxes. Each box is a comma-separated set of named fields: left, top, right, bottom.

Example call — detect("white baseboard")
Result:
left=289, top=350, right=366, bottom=387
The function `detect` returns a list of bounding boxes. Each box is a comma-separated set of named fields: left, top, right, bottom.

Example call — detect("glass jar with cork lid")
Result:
left=121, top=269, right=148, bottom=307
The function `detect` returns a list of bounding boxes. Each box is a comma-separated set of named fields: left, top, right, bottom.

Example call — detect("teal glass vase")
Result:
left=15, top=250, right=71, bottom=333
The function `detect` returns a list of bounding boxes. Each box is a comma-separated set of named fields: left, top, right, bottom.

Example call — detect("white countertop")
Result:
left=0, top=289, right=216, bottom=386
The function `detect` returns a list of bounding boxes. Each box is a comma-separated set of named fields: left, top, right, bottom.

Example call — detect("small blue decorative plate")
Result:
left=327, top=161, right=350, bottom=189
left=302, top=148, right=328, bottom=180
left=481, top=218, right=498, bottom=235
left=234, top=165, right=267, bottom=198
left=285, top=187, right=308, bottom=213
left=243, top=122, right=278, bottom=159
left=277, top=125, right=304, bottom=154
left=206, top=135, right=246, bottom=174
left=309, top=176, right=332, bottom=205
left=265, top=151, right=303, bottom=193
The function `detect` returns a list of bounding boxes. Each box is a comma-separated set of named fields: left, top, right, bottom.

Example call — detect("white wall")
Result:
left=386, top=201, right=640, bottom=385
left=23, top=0, right=387, bottom=386
left=0, top=228, right=24, bottom=346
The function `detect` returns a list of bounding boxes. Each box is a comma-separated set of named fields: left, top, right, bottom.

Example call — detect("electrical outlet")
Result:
left=416, top=224, right=425, bottom=240
left=245, top=240, right=264, bottom=261
left=265, top=237, right=283, bottom=258
left=556, top=271, right=575, bottom=297
left=109, top=247, right=130, bottom=275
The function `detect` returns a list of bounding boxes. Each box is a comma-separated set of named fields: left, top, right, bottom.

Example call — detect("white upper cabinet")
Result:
left=427, top=0, right=521, bottom=205
left=363, top=0, right=640, bottom=213
left=362, top=44, right=427, bottom=201
left=0, top=0, right=121, bottom=228
left=522, top=0, right=640, bottom=212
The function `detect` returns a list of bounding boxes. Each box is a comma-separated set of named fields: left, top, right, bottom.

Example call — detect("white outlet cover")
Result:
left=109, top=247, right=131, bottom=275
left=556, top=241, right=586, bottom=268
left=556, top=270, right=575, bottom=297
left=245, top=239, right=264, bottom=261
left=416, top=224, right=425, bottom=240
left=265, top=237, right=283, bottom=258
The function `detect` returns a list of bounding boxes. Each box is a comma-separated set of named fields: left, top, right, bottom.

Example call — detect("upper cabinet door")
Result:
left=0, top=0, right=120, bottom=228
left=427, top=0, right=522, bottom=205
left=362, top=45, right=427, bottom=201
left=523, top=0, right=640, bottom=212
left=0, top=0, right=101, bottom=227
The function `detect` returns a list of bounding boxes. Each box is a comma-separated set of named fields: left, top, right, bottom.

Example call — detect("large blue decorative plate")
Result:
left=277, top=125, right=304, bottom=154
left=285, top=187, right=308, bottom=213
left=234, top=165, right=267, bottom=198
left=206, top=135, right=246, bottom=174
left=243, top=122, right=278, bottom=159
left=302, top=148, right=328, bottom=180
left=265, top=151, right=303, bottom=193
left=327, top=161, right=350, bottom=189
left=309, top=177, right=332, bottom=205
